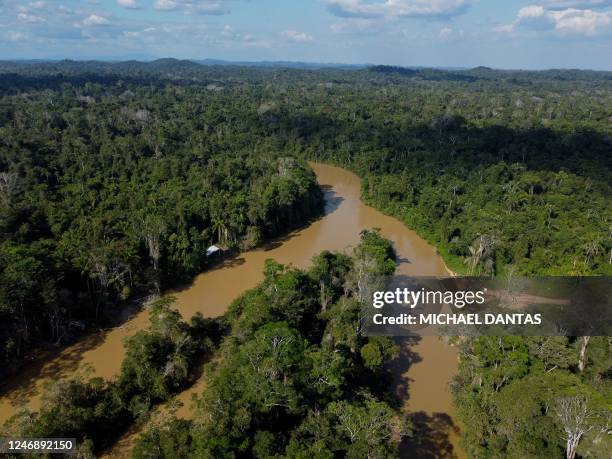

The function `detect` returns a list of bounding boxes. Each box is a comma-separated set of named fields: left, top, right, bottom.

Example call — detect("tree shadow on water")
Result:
left=401, top=411, right=461, bottom=459
left=320, top=185, right=344, bottom=216
left=0, top=328, right=112, bottom=410
left=390, top=336, right=423, bottom=407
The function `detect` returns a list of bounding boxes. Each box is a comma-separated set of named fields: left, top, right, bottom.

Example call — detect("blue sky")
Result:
left=1, top=1, right=611, bottom=69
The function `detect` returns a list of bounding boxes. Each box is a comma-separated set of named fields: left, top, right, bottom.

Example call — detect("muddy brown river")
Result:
left=0, top=163, right=464, bottom=458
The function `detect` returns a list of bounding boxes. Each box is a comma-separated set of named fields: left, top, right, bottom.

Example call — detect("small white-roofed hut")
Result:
left=206, top=245, right=222, bottom=257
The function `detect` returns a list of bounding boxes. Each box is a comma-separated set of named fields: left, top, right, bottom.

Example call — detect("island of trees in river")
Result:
left=0, top=60, right=610, bottom=458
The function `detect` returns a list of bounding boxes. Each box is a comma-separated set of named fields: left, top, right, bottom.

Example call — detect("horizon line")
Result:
left=1, top=57, right=611, bottom=73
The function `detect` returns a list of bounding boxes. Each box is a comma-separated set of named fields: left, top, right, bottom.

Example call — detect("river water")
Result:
left=0, top=163, right=463, bottom=458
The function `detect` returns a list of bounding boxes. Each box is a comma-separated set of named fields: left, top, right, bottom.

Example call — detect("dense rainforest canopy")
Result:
left=0, top=60, right=610, bottom=458
left=0, top=62, right=325, bottom=378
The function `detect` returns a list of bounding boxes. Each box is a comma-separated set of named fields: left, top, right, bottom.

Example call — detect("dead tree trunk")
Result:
left=555, top=395, right=594, bottom=459
left=578, top=336, right=590, bottom=372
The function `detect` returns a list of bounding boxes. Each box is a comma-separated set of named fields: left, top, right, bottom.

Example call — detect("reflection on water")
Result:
left=1, top=163, right=464, bottom=458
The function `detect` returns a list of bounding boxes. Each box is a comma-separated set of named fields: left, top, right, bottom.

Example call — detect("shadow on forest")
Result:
left=401, top=411, right=461, bottom=459
left=0, top=71, right=202, bottom=94
left=263, top=111, right=612, bottom=187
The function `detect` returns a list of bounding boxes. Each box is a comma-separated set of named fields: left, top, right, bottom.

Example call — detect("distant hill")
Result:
left=2, top=58, right=367, bottom=71
left=0, top=59, right=611, bottom=93
left=194, top=59, right=368, bottom=70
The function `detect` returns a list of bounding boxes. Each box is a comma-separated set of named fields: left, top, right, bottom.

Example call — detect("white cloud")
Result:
left=16, top=1, right=46, bottom=14
left=6, top=31, right=27, bottom=42
left=221, top=24, right=234, bottom=37
left=154, top=0, right=229, bottom=14
left=282, top=29, right=314, bottom=42
left=17, top=12, right=45, bottom=23
left=542, top=0, right=612, bottom=8
left=330, top=18, right=380, bottom=34
left=221, top=25, right=258, bottom=43
left=117, top=0, right=141, bottom=9
left=518, top=5, right=546, bottom=19
left=57, top=5, right=74, bottom=15
left=154, top=0, right=178, bottom=10
left=217, top=24, right=270, bottom=47
left=439, top=26, right=453, bottom=38
left=551, top=7, right=611, bottom=34
left=124, top=27, right=156, bottom=37
left=83, top=14, right=109, bottom=26
left=325, top=0, right=472, bottom=19
left=193, top=2, right=228, bottom=14
left=493, top=23, right=515, bottom=33
left=514, top=4, right=552, bottom=30
left=495, top=4, right=612, bottom=35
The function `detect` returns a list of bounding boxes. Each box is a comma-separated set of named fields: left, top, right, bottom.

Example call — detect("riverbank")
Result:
left=1, top=163, right=464, bottom=458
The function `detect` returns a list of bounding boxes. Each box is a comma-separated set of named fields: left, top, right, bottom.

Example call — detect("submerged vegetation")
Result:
left=0, top=61, right=610, bottom=457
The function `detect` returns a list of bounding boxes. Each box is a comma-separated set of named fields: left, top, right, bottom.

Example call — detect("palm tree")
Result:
left=211, top=216, right=229, bottom=246
left=464, top=235, right=496, bottom=275
left=464, top=245, right=483, bottom=275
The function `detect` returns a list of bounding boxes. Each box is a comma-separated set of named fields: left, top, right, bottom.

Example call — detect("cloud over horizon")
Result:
left=325, top=0, right=473, bottom=19
left=153, top=0, right=231, bottom=15
left=117, top=0, right=141, bottom=9
left=496, top=3, right=612, bottom=36
left=282, top=29, right=314, bottom=43
left=0, top=0, right=610, bottom=69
